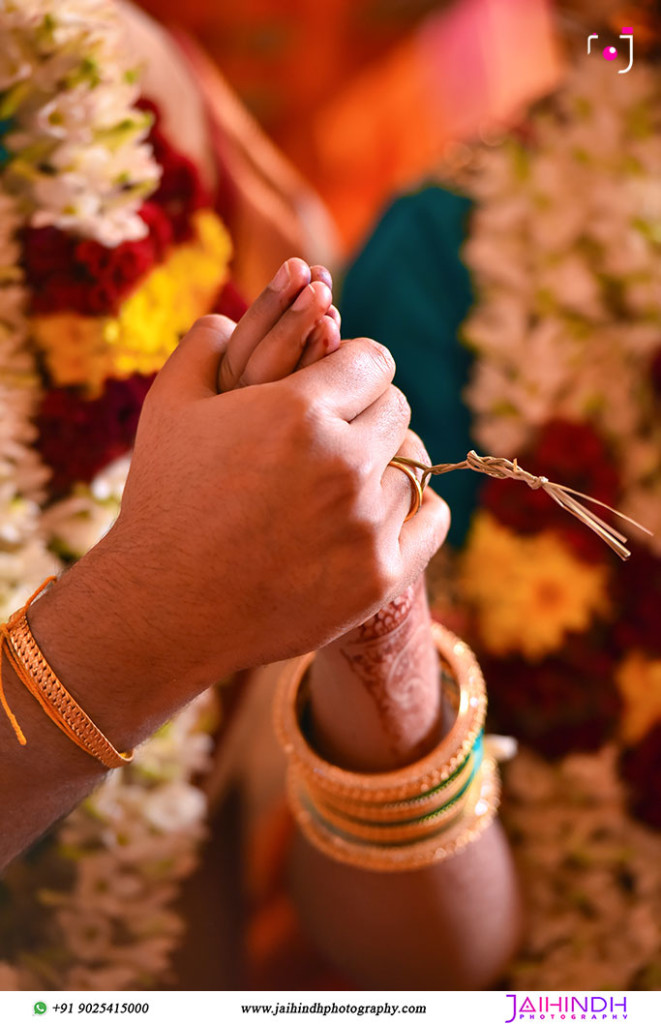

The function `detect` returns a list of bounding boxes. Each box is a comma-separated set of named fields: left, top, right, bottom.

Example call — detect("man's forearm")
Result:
left=0, top=321, right=449, bottom=870
left=0, top=539, right=202, bottom=870
left=0, top=643, right=108, bottom=869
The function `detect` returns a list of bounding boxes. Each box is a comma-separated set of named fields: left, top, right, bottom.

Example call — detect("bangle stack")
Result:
left=274, top=621, right=501, bottom=872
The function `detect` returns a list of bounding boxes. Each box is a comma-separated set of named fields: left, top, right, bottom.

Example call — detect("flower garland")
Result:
left=501, top=744, right=661, bottom=990
left=0, top=0, right=160, bottom=245
left=31, top=208, right=231, bottom=393
left=434, top=45, right=661, bottom=988
left=0, top=191, right=59, bottom=621
left=461, top=56, right=661, bottom=550
left=454, top=48, right=661, bottom=790
left=0, top=0, right=237, bottom=991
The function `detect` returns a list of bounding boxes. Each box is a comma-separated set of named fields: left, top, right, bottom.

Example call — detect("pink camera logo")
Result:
left=587, top=28, right=634, bottom=73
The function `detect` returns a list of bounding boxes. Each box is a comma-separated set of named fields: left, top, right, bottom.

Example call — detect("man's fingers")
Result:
left=293, top=337, right=396, bottom=422
left=379, top=430, right=450, bottom=585
left=218, top=257, right=311, bottom=392
left=380, top=430, right=429, bottom=522
left=397, top=487, right=451, bottom=586
left=348, top=386, right=411, bottom=468
left=155, top=314, right=235, bottom=399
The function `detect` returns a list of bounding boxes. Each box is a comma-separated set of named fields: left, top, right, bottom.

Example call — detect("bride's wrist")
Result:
left=307, top=578, right=442, bottom=771
left=274, top=620, right=497, bottom=872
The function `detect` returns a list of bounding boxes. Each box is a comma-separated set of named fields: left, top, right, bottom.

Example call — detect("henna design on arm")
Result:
left=308, top=580, right=442, bottom=771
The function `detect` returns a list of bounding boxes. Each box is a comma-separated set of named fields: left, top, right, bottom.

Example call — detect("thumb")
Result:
left=156, top=314, right=235, bottom=399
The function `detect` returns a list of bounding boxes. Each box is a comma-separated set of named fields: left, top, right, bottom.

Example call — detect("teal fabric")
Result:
left=0, top=117, right=12, bottom=169
left=339, top=185, right=481, bottom=546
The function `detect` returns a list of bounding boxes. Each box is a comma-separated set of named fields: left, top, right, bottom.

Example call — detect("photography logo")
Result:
left=587, top=28, right=634, bottom=73
left=505, top=994, right=628, bottom=1022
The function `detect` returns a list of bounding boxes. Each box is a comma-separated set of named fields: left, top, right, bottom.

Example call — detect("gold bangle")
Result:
left=313, top=754, right=478, bottom=845
left=0, top=578, right=134, bottom=770
left=273, top=622, right=498, bottom=872
left=276, top=623, right=486, bottom=804
left=316, top=736, right=479, bottom=824
left=287, top=758, right=499, bottom=872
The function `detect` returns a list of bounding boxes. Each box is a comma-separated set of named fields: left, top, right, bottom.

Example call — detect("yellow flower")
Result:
left=616, top=651, right=661, bottom=744
left=30, top=209, right=232, bottom=394
left=460, top=512, right=611, bottom=661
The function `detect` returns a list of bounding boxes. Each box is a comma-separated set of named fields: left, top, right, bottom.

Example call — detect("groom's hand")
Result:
left=30, top=324, right=449, bottom=743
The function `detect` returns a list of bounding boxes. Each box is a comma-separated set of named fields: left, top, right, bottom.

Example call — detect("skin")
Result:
left=211, top=260, right=523, bottom=989
left=307, top=578, right=442, bottom=772
left=2, top=258, right=519, bottom=988
left=216, top=259, right=342, bottom=391
left=216, top=258, right=444, bottom=770
left=0, top=259, right=449, bottom=870
left=217, top=258, right=444, bottom=775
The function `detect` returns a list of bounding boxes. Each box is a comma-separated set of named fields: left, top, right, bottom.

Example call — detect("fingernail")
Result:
left=292, top=285, right=312, bottom=311
left=312, top=265, right=333, bottom=289
left=270, top=262, right=291, bottom=292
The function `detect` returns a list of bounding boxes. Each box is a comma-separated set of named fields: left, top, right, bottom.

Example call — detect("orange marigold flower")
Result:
left=616, top=651, right=661, bottom=744
left=460, top=512, right=612, bottom=661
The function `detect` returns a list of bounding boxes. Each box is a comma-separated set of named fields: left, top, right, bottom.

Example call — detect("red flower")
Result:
left=481, top=632, right=621, bottom=758
left=138, top=96, right=210, bottom=242
left=73, top=238, right=115, bottom=278
left=22, top=207, right=166, bottom=317
left=483, top=418, right=620, bottom=563
left=138, top=201, right=173, bottom=259
left=214, top=278, right=248, bottom=322
left=21, top=226, right=75, bottom=277
left=620, top=722, right=661, bottom=829
left=650, top=347, right=661, bottom=398
left=135, top=96, right=161, bottom=127
left=614, top=542, right=661, bottom=658
left=31, top=275, right=90, bottom=315
left=149, top=136, right=209, bottom=242
left=36, top=375, right=154, bottom=496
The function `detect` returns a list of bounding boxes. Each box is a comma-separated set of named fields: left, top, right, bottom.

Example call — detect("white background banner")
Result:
left=0, top=990, right=653, bottom=1024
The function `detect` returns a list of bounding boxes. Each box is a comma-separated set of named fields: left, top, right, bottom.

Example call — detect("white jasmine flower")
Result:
left=0, top=0, right=159, bottom=245
left=142, top=782, right=208, bottom=834
left=54, top=910, right=115, bottom=963
left=537, top=254, right=604, bottom=320
left=0, top=1, right=216, bottom=994
left=90, top=454, right=131, bottom=502
left=42, top=488, right=120, bottom=559
left=501, top=745, right=661, bottom=990
left=63, top=964, right=138, bottom=991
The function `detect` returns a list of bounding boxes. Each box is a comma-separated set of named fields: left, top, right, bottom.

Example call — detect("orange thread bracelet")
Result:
left=0, top=577, right=133, bottom=770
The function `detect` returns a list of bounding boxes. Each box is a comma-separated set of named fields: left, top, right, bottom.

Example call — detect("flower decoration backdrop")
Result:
left=0, top=0, right=239, bottom=990
left=432, top=46, right=661, bottom=988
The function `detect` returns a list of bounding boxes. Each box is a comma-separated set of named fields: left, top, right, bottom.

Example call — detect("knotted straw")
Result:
left=392, top=450, right=652, bottom=560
